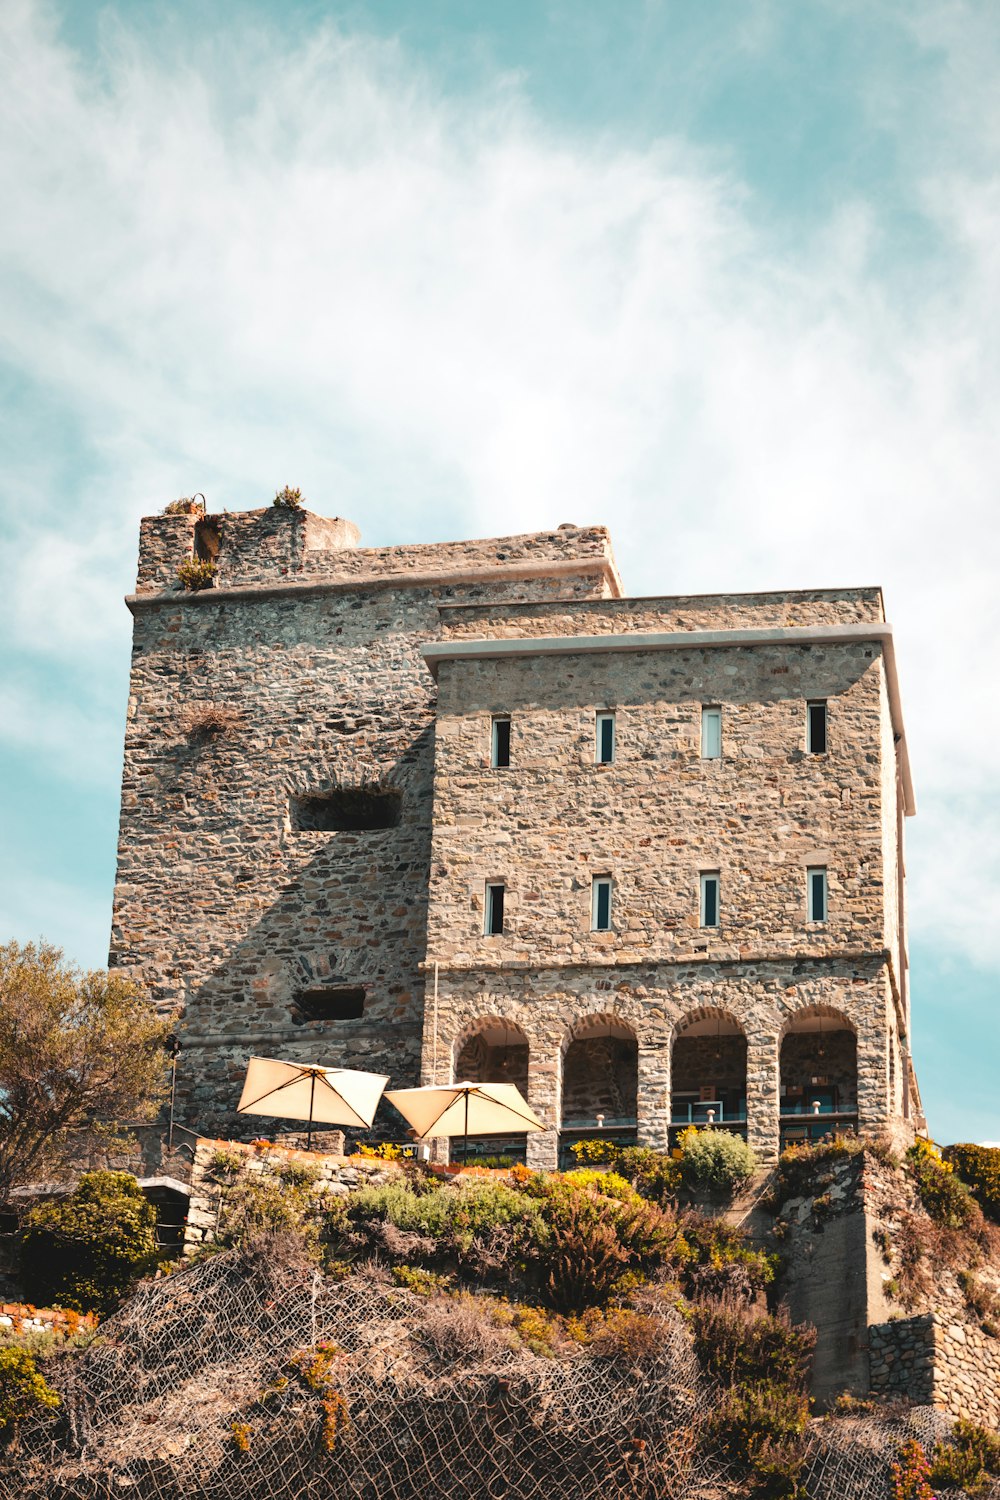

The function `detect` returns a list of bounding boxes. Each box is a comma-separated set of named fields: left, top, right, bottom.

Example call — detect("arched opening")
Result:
left=780, top=1006, right=858, bottom=1148
left=670, top=1011, right=748, bottom=1147
left=559, top=1015, right=638, bottom=1167
left=452, top=1019, right=530, bottom=1165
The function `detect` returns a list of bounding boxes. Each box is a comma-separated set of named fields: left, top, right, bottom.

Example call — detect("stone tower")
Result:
left=110, top=503, right=619, bottom=1131
left=111, top=501, right=921, bottom=1161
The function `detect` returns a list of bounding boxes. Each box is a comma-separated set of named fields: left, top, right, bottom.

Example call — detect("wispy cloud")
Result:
left=0, top=0, right=998, bottom=984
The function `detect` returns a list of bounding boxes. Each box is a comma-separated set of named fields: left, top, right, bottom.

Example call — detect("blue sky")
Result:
left=1, top=0, right=998, bottom=1143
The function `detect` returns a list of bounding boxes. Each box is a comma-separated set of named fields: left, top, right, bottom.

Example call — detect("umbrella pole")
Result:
left=464, top=1090, right=469, bottom=1166
left=307, top=1072, right=316, bottom=1152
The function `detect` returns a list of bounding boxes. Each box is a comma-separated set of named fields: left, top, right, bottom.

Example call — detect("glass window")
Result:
left=485, top=882, right=505, bottom=935
left=596, top=711, right=615, bottom=764
left=700, top=871, right=720, bottom=928
left=807, top=701, right=828, bottom=755
left=807, top=867, right=827, bottom=922
left=592, top=876, right=613, bottom=931
left=701, top=707, right=722, bottom=759
left=491, top=717, right=511, bottom=768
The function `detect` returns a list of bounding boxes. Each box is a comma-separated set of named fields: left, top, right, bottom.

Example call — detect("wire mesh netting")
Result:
left=2, top=1245, right=989, bottom=1500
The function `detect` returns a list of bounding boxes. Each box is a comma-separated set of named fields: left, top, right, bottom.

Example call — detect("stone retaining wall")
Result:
left=869, top=1313, right=1000, bottom=1428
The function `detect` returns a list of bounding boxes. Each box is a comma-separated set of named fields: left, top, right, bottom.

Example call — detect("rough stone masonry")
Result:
left=111, top=502, right=922, bottom=1163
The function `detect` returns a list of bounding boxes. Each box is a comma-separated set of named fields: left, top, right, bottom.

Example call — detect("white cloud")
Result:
left=0, top=1, right=999, bottom=969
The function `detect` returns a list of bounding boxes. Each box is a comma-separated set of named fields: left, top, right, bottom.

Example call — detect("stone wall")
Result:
left=135, top=510, right=619, bottom=597
left=113, top=513, right=616, bottom=1137
left=184, top=1136, right=400, bottom=1253
left=869, top=1314, right=1000, bottom=1428
left=436, top=586, right=886, bottom=638
left=423, top=603, right=898, bottom=1163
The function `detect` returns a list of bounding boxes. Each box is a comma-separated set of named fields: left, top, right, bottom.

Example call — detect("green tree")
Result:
left=21, top=1170, right=159, bottom=1317
left=0, top=941, right=173, bottom=1203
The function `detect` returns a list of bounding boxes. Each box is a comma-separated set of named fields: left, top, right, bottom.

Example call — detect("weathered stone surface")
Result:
left=112, top=504, right=913, bottom=1161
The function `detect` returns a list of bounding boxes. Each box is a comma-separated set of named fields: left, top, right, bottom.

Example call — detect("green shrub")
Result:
left=561, top=1168, right=635, bottom=1201
left=929, top=1418, right=1000, bottom=1493
left=891, top=1439, right=933, bottom=1500
left=777, top=1133, right=866, bottom=1200
left=679, top=1211, right=777, bottom=1300
left=678, top=1127, right=758, bottom=1194
left=0, top=1347, right=60, bottom=1445
left=162, top=496, right=205, bottom=515
left=22, top=1171, right=158, bottom=1318
left=176, top=557, right=217, bottom=590
left=690, top=1296, right=815, bottom=1390
left=217, top=1177, right=322, bottom=1253
left=342, top=1178, right=543, bottom=1273
left=569, top=1141, right=682, bottom=1204
left=537, top=1188, right=631, bottom=1312
left=273, top=485, right=303, bottom=509
left=703, top=1379, right=809, bottom=1493
left=944, top=1143, right=1000, bottom=1222
left=907, top=1139, right=979, bottom=1229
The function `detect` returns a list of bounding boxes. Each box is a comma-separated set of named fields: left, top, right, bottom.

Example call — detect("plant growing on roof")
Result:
left=162, top=496, right=205, bottom=516
left=273, top=485, right=303, bottom=509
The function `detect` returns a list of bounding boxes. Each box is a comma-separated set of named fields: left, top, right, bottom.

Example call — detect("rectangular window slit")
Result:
left=807, top=701, right=828, bottom=755
left=701, top=707, right=722, bottom=759
left=700, top=871, right=720, bottom=928
left=592, top=876, right=613, bottom=931
left=808, top=866, right=828, bottom=922
left=485, top=882, right=505, bottom=935
left=491, top=717, right=511, bottom=768
left=596, top=711, right=616, bottom=764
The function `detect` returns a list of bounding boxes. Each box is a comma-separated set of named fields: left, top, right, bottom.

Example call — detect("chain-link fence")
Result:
left=3, top=1244, right=990, bottom=1499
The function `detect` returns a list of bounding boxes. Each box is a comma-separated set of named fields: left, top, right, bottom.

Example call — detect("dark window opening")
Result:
left=596, top=712, right=615, bottom=764
left=592, top=876, right=612, bottom=931
left=807, top=701, right=828, bottom=755
left=291, top=787, right=402, bottom=832
left=808, top=867, right=828, bottom=922
left=293, top=986, right=366, bottom=1022
left=194, top=518, right=222, bottom=562
left=492, top=717, right=511, bottom=768
left=701, top=872, right=720, bottom=928
left=485, top=882, right=505, bottom=935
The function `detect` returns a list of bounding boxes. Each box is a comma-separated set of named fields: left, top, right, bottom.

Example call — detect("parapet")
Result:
left=132, top=504, right=622, bottom=601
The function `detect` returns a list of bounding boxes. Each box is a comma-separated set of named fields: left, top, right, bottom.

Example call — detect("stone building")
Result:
left=111, top=502, right=923, bottom=1165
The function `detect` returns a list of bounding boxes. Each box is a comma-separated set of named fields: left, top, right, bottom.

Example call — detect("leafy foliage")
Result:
left=568, top=1140, right=682, bottom=1203
left=176, top=557, right=217, bottom=590
left=0, top=1348, right=60, bottom=1446
left=777, top=1132, right=867, bottom=1200
left=703, top=1379, right=809, bottom=1497
left=217, top=1177, right=324, bottom=1255
left=944, top=1143, right=1000, bottom=1222
left=22, top=1171, right=159, bottom=1318
left=930, top=1418, right=1000, bottom=1494
left=689, top=1296, right=815, bottom=1389
left=677, top=1127, right=758, bottom=1194
left=162, top=496, right=205, bottom=515
left=0, top=942, right=172, bottom=1204
left=907, top=1138, right=980, bottom=1229
left=273, top=485, right=304, bottom=509
left=890, top=1439, right=933, bottom=1500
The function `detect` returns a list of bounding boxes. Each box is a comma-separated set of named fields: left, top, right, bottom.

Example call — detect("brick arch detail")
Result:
left=670, top=1004, right=748, bottom=1043
left=778, top=1001, right=858, bottom=1041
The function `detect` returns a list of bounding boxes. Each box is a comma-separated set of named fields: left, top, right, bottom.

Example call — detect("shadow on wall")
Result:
left=158, top=725, right=435, bottom=1140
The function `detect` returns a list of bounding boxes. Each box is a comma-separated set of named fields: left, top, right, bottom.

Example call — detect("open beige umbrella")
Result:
left=384, top=1081, right=543, bottom=1162
left=237, top=1057, right=388, bottom=1150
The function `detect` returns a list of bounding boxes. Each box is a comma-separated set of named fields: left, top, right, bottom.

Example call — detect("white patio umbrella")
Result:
left=237, top=1057, right=388, bottom=1150
left=384, top=1081, right=543, bottom=1162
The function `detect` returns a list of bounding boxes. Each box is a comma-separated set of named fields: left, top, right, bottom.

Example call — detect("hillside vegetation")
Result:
left=2, top=1134, right=1000, bottom=1499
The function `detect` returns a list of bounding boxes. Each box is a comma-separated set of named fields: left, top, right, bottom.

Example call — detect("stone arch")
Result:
left=779, top=1003, right=858, bottom=1145
left=559, top=1012, right=638, bottom=1139
left=453, top=1016, right=530, bottom=1096
left=670, top=1006, right=748, bottom=1138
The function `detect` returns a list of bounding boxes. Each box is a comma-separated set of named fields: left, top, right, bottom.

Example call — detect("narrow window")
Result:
left=807, top=701, right=828, bottom=755
left=592, top=876, right=613, bottom=931
left=485, top=882, right=505, bottom=935
left=700, top=871, right=720, bottom=928
left=491, top=717, right=511, bottom=768
left=596, top=711, right=616, bottom=764
left=807, top=866, right=828, bottom=922
left=293, top=986, right=366, bottom=1022
left=701, top=707, right=722, bottom=759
